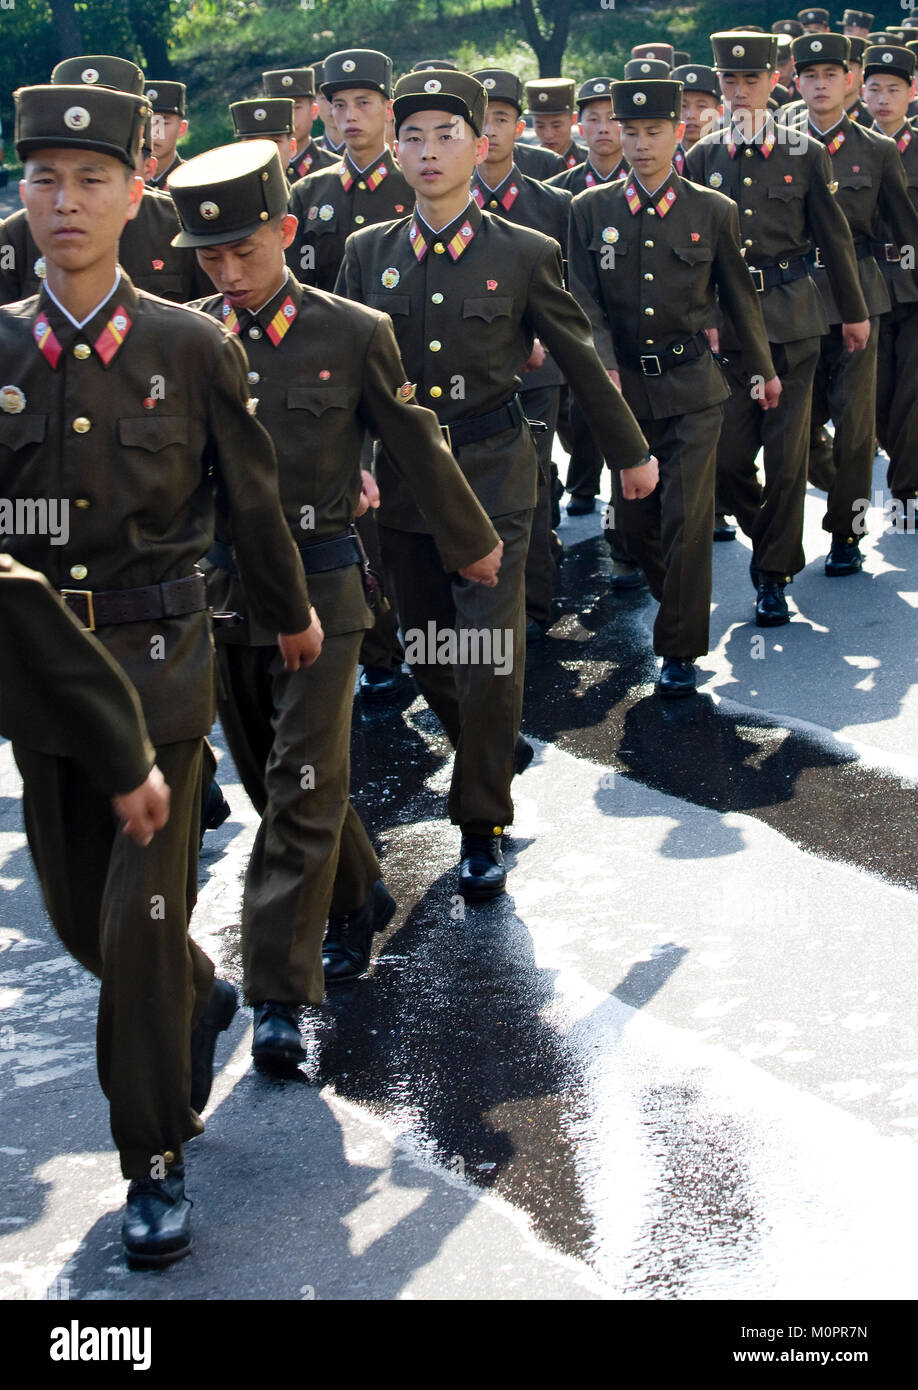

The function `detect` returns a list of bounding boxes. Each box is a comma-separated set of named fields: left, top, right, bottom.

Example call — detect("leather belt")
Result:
left=207, top=532, right=363, bottom=580
left=621, top=330, right=710, bottom=377
left=59, top=571, right=207, bottom=632
left=810, top=239, right=875, bottom=268
left=440, top=394, right=525, bottom=451
left=746, top=255, right=810, bottom=292
left=871, top=240, right=902, bottom=263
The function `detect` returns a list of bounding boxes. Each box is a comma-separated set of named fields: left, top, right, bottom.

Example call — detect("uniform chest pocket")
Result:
left=0, top=414, right=47, bottom=451
left=462, top=296, right=512, bottom=322
left=286, top=386, right=351, bottom=414
left=587, top=234, right=630, bottom=257
left=142, top=274, right=183, bottom=294
left=767, top=183, right=805, bottom=201
left=366, top=293, right=410, bottom=315
left=306, top=213, right=339, bottom=234
left=839, top=173, right=872, bottom=191
left=118, top=416, right=189, bottom=451
left=673, top=244, right=714, bottom=264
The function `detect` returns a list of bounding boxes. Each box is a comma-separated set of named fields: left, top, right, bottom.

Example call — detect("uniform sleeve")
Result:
left=206, top=333, right=313, bottom=634
left=808, top=144, right=869, bottom=322
left=0, top=214, right=28, bottom=305
left=683, top=142, right=707, bottom=188
left=877, top=140, right=918, bottom=295
left=524, top=239, right=649, bottom=469
left=567, top=197, right=620, bottom=371
left=359, top=316, right=500, bottom=571
left=336, top=234, right=362, bottom=300
left=0, top=557, right=155, bottom=794
left=712, top=202, right=775, bottom=383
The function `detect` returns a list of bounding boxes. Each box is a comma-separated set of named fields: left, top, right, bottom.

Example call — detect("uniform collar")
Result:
left=673, top=143, right=686, bottom=174
left=472, top=165, right=522, bottom=210
left=808, top=113, right=849, bottom=153
left=562, top=141, right=581, bottom=168
left=339, top=147, right=393, bottom=192
left=623, top=170, right=680, bottom=217
left=728, top=115, right=778, bottom=158
left=149, top=154, right=182, bottom=188
left=408, top=199, right=481, bottom=262
left=221, top=273, right=302, bottom=346
left=873, top=121, right=913, bottom=152
left=289, top=141, right=318, bottom=180
left=34, top=272, right=139, bottom=369
left=584, top=157, right=627, bottom=186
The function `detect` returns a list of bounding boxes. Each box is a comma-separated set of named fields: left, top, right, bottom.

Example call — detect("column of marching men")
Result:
left=1, top=5, right=917, bottom=1266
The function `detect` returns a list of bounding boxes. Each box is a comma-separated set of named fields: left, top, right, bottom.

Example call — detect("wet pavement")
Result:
left=1, top=452, right=917, bottom=1302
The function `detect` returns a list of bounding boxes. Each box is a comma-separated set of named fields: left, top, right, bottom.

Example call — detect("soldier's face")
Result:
left=680, top=92, right=721, bottom=146
left=151, top=113, right=187, bottom=162
left=797, top=63, right=851, bottom=115
left=620, top=119, right=683, bottom=186
left=482, top=101, right=523, bottom=163
left=532, top=111, right=575, bottom=152
left=292, top=98, right=317, bottom=145
left=195, top=215, right=296, bottom=311
left=21, top=149, right=143, bottom=272
left=316, top=92, right=340, bottom=137
left=718, top=70, right=775, bottom=114
left=397, top=110, right=487, bottom=199
left=578, top=100, right=622, bottom=157
left=864, top=72, right=913, bottom=126
left=331, top=89, right=389, bottom=154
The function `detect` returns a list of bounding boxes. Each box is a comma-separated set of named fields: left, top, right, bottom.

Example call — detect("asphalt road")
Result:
left=1, top=444, right=916, bottom=1304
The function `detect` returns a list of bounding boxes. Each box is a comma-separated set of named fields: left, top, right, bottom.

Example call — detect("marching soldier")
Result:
left=524, top=78, right=587, bottom=169
left=569, top=78, right=779, bottom=696
left=631, top=44, right=675, bottom=67
left=261, top=67, right=339, bottom=180
left=2, top=82, right=314, bottom=1265
left=143, top=80, right=187, bottom=189
left=784, top=30, right=918, bottom=573
left=842, top=9, right=875, bottom=40
left=799, top=8, right=831, bottom=32
left=862, top=43, right=918, bottom=514
left=312, top=61, right=345, bottom=158
left=671, top=64, right=723, bottom=152
left=339, top=70, right=656, bottom=898
left=171, top=140, right=500, bottom=1055
left=230, top=97, right=297, bottom=174
left=685, top=31, right=869, bottom=625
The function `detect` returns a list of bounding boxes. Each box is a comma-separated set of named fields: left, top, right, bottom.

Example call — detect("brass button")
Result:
left=247, top=370, right=260, bottom=384
left=69, top=563, right=88, bottom=581
left=358, top=180, right=367, bottom=190
left=429, top=340, right=442, bottom=352
left=433, top=241, right=445, bottom=254
left=248, top=326, right=262, bottom=340
left=162, top=1150, right=175, bottom=1165
left=645, top=338, right=654, bottom=345
left=72, top=343, right=91, bottom=360
left=644, top=306, right=654, bottom=316
left=489, top=199, right=498, bottom=208
left=745, top=147, right=754, bottom=157
left=354, top=214, right=365, bottom=225
left=744, top=238, right=753, bottom=246
left=644, top=272, right=654, bottom=281
left=647, top=207, right=656, bottom=215
left=743, top=176, right=752, bottom=186
left=429, top=385, right=442, bottom=397
left=74, top=497, right=91, bottom=510
left=431, top=292, right=444, bottom=304
left=72, top=416, right=91, bottom=433
left=644, top=239, right=654, bottom=248
left=744, top=207, right=754, bottom=216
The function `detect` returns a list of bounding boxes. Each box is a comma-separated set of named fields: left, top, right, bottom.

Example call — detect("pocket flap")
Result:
left=286, top=386, right=351, bottom=414
left=673, top=244, right=714, bottom=264
left=366, top=293, right=410, bottom=315
left=117, top=416, right=189, bottom=451
left=462, top=295, right=512, bottom=321
left=0, top=413, right=47, bottom=450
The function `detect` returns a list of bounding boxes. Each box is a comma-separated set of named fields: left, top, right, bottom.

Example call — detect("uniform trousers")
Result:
left=811, top=318, right=880, bottom=535
left=521, top=384, right=561, bottom=626
left=13, top=737, right=212, bottom=1179
left=876, top=302, right=918, bottom=500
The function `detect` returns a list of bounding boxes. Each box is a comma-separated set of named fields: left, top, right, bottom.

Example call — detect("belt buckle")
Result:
left=60, top=588, right=95, bottom=632
left=748, top=267, right=765, bottom=293
left=640, top=354, right=662, bottom=377
left=440, top=423, right=452, bottom=453
left=886, top=243, right=900, bottom=262
left=812, top=246, right=825, bottom=269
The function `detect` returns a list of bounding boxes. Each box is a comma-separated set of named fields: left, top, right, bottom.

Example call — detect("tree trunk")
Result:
left=49, top=0, right=83, bottom=59
left=518, top=0, right=573, bottom=78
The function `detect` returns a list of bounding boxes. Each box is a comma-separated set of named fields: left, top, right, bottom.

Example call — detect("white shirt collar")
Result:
left=45, top=268, right=122, bottom=330
left=250, top=268, right=290, bottom=318
left=416, top=200, right=473, bottom=235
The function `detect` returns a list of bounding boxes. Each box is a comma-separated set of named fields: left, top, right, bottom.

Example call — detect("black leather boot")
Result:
left=122, top=1164, right=192, bottom=1268
left=323, top=880, right=396, bottom=986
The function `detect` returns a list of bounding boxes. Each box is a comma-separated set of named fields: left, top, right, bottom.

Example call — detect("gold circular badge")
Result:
left=200, top=201, right=220, bottom=219
left=381, top=267, right=400, bottom=288
left=63, top=106, right=91, bottom=131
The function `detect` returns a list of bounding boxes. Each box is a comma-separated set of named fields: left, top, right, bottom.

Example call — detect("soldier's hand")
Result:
left=704, top=326, right=720, bottom=355
left=458, top=540, right=504, bottom=587
left=278, top=609, right=324, bottom=670
left=607, top=369, right=622, bottom=392
left=758, top=375, right=782, bottom=411
left=842, top=320, right=870, bottom=353
left=620, top=454, right=659, bottom=501
left=355, top=469, right=380, bottom=517
left=523, top=338, right=547, bottom=372
left=112, top=765, right=170, bottom=848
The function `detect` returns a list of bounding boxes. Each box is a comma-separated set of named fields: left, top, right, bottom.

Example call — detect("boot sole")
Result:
left=458, top=879, right=507, bottom=901
left=124, top=1238, right=192, bottom=1269
left=656, top=682, right=696, bottom=698
left=755, top=611, right=790, bottom=627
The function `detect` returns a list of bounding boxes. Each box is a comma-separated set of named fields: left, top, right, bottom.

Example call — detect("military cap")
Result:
left=612, top=79, right=682, bottom=123
left=392, top=69, right=487, bottom=136
left=793, top=31, right=850, bottom=69
left=673, top=51, right=691, bottom=66
left=711, top=32, right=778, bottom=73
left=472, top=69, right=523, bottom=111
left=839, top=10, right=874, bottom=28
left=311, top=61, right=324, bottom=86
left=169, top=139, right=289, bottom=248
left=863, top=43, right=916, bottom=80
left=847, top=36, right=867, bottom=63
left=630, top=43, right=675, bottom=66
left=230, top=97, right=294, bottom=139
left=624, top=58, right=671, bottom=82
left=797, top=7, right=830, bottom=24
left=576, top=77, right=616, bottom=109
left=524, top=77, right=576, bottom=113
left=51, top=55, right=145, bottom=96
left=906, top=38, right=918, bottom=59
left=671, top=63, right=719, bottom=98
left=868, top=33, right=898, bottom=44
left=141, top=116, right=153, bottom=155
left=901, top=22, right=918, bottom=38
left=735, top=26, right=767, bottom=33
left=144, top=80, right=187, bottom=115
left=15, top=83, right=149, bottom=168
left=773, top=19, right=805, bottom=36
left=411, top=59, right=459, bottom=72
left=262, top=69, right=315, bottom=98
left=320, top=49, right=392, bottom=99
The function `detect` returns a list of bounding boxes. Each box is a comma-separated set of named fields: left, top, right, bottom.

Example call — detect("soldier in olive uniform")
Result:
left=231, top=97, right=297, bottom=175
left=2, top=84, right=315, bottom=1265
left=685, top=32, right=869, bottom=625
left=672, top=65, right=723, bottom=152
left=339, top=71, right=656, bottom=899
left=313, top=60, right=346, bottom=158
left=569, top=79, right=779, bottom=696
left=784, top=31, right=918, bottom=573
left=261, top=68, right=339, bottom=181
left=862, top=43, right=918, bottom=512
left=172, top=140, right=500, bottom=1058
left=842, top=9, right=875, bottom=40
left=144, top=80, right=187, bottom=189
left=631, top=44, right=675, bottom=67
left=525, top=78, right=587, bottom=170
left=799, top=7, right=831, bottom=32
